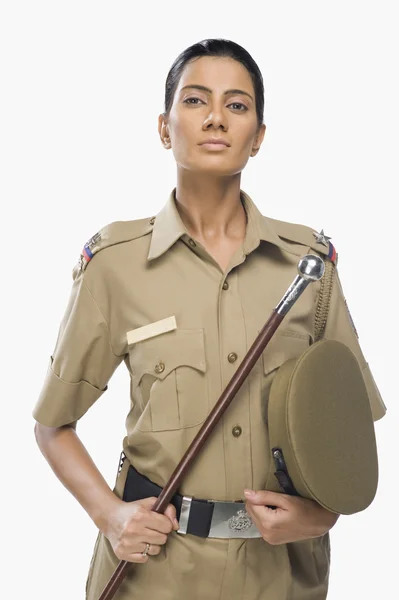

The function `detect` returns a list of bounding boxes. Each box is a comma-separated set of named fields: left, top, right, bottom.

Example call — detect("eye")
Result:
left=228, top=102, right=248, bottom=112
left=183, top=97, right=204, bottom=105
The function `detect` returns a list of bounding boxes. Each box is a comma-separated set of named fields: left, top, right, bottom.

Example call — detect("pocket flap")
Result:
left=262, top=330, right=311, bottom=376
left=130, top=328, right=207, bottom=382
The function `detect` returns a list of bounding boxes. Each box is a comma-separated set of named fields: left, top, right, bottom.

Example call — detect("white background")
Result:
left=1, top=1, right=398, bottom=598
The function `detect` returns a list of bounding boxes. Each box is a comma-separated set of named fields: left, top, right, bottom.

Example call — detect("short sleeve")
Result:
left=321, top=268, right=387, bottom=422
left=32, top=276, right=124, bottom=427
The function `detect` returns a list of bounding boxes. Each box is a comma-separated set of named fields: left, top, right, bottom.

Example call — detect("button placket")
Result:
left=218, top=268, right=252, bottom=498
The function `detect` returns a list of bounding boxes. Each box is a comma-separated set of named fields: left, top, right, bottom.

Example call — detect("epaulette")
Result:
left=267, top=218, right=339, bottom=341
left=270, top=218, right=338, bottom=266
left=72, top=215, right=155, bottom=279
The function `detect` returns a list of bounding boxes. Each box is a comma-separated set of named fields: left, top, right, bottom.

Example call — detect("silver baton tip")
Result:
left=297, top=254, right=325, bottom=281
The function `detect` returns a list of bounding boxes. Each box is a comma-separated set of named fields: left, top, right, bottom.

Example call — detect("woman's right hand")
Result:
left=103, top=497, right=180, bottom=563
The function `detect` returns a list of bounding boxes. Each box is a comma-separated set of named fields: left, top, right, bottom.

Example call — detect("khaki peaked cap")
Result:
left=267, top=339, right=378, bottom=515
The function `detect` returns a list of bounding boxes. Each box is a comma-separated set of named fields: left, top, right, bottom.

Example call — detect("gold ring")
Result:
left=142, top=543, right=151, bottom=557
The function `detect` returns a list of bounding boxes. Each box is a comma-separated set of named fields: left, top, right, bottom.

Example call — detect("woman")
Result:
left=33, top=39, right=386, bottom=600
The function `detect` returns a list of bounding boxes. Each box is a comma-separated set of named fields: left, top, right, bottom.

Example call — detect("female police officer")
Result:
left=32, top=39, right=386, bottom=600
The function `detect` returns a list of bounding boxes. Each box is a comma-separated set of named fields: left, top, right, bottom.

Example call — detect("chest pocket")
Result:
left=261, top=330, right=311, bottom=421
left=128, top=328, right=208, bottom=432
left=262, top=330, right=311, bottom=375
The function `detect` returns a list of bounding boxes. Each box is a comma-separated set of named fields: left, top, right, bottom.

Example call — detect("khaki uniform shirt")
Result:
left=33, top=188, right=386, bottom=600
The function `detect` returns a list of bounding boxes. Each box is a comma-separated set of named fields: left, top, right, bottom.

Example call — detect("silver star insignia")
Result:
left=313, top=229, right=331, bottom=247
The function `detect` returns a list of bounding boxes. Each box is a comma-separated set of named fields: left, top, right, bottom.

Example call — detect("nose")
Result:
left=202, top=101, right=228, bottom=132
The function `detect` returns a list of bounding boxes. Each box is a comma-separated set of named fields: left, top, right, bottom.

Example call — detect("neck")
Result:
left=174, top=170, right=247, bottom=243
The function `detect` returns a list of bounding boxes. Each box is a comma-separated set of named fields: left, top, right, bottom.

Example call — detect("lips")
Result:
left=199, top=138, right=230, bottom=146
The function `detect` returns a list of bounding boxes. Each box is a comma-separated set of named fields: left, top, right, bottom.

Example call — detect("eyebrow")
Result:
left=180, top=84, right=253, bottom=101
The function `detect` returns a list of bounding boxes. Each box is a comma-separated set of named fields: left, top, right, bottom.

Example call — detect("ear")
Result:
left=158, top=113, right=171, bottom=149
left=250, top=123, right=266, bottom=157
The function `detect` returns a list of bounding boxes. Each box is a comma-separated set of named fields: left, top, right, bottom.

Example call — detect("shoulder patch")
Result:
left=269, top=218, right=338, bottom=266
left=73, top=216, right=155, bottom=279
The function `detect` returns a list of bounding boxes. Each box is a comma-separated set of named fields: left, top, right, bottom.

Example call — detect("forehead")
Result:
left=176, top=56, right=254, bottom=93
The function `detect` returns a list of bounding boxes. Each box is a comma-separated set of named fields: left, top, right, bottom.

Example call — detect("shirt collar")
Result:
left=147, top=188, right=302, bottom=261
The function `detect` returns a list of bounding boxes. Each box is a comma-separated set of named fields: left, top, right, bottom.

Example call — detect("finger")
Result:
left=125, top=540, right=163, bottom=562
left=164, top=504, right=180, bottom=530
left=141, top=510, right=175, bottom=534
left=244, top=490, right=290, bottom=508
left=124, top=551, right=150, bottom=564
left=126, top=542, right=160, bottom=557
left=246, top=501, right=283, bottom=524
left=139, top=497, right=178, bottom=532
left=139, top=542, right=161, bottom=555
left=138, top=528, right=169, bottom=545
left=245, top=502, right=260, bottom=528
left=140, top=496, right=160, bottom=508
left=124, top=546, right=160, bottom=563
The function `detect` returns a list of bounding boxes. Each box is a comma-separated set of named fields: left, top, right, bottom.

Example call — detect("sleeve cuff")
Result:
left=32, top=357, right=107, bottom=427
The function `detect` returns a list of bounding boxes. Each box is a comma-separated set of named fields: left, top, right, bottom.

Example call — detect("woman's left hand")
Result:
left=243, top=489, right=339, bottom=545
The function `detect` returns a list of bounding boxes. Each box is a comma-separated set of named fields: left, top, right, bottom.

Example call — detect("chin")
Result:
left=179, top=158, right=245, bottom=177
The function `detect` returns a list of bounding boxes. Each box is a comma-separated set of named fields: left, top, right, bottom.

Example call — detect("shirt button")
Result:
left=222, top=281, right=229, bottom=290
left=232, top=425, right=242, bottom=437
left=188, top=238, right=196, bottom=247
left=228, top=352, right=238, bottom=363
left=154, top=361, right=165, bottom=373
left=149, top=216, right=156, bottom=225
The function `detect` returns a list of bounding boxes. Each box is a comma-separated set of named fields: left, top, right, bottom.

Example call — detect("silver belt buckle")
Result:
left=208, top=499, right=262, bottom=538
left=177, top=495, right=262, bottom=539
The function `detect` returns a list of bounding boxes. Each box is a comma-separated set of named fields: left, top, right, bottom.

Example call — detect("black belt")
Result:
left=121, top=456, right=263, bottom=539
left=122, top=462, right=214, bottom=538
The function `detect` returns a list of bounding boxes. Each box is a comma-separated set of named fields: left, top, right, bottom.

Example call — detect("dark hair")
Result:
left=164, top=38, right=265, bottom=131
